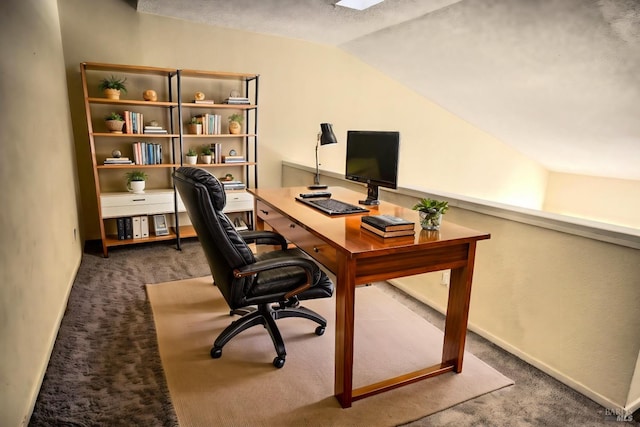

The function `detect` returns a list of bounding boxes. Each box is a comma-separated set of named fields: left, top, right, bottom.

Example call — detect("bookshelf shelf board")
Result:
left=82, top=62, right=177, bottom=76
left=184, top=103, right=256, bottom=110
left=182, top=133, right=256, bottom=138
left=191, top=162, right=256, bottom=168
left=92, top=133, right=179, bottom=138
left=97, top=164, right=179, bottom=169
left=88, top=98, right=178, bottom=107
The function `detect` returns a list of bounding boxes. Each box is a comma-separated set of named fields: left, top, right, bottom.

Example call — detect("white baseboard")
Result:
left=387, top=279, right=631, bottom=414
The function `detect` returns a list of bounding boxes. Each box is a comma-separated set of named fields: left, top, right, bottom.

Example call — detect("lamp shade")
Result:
left=319, top=123, right=338, bottom=146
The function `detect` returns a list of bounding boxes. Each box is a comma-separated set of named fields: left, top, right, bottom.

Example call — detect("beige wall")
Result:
left=544, top=172, right=640, bottom=229
left=57, top=0, right=549, bottom=240
left=284, top=164, right=640, bottom=411
left=0, top=0, right=83, bottom=425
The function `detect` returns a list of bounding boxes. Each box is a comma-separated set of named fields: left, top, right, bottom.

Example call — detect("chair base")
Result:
left=211, top=302, right=327, bottom=368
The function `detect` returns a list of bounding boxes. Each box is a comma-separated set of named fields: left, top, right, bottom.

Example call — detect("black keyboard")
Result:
left=296, top=197, right=369, bottom=215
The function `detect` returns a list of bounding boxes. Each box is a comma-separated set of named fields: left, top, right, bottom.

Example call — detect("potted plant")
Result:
left=99, top=75, right=127, bottom=100
left=125, top=170, right=148, bottom=194
left=105, top=112, right=125, bottom=133
left=185, top=148, right=198, bottom=165
left=201, top=145, right=213, bottom=164
left=228, top=113, right=244, bottom=134
left=412, top=198, right=449, bottom=230
left=186, top=117, right=202, bottom=135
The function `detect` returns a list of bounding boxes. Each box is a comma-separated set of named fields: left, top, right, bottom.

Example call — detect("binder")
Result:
left=140, top=215, right=149, bottom=238
left=132, top=216, right=142, bottom=239
left=117, top=217, right=125, bottom=240
left=124, top=217, right=133, bottom=239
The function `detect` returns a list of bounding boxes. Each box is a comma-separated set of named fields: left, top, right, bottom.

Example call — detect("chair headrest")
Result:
left=175, top=167, right=226, bottom=210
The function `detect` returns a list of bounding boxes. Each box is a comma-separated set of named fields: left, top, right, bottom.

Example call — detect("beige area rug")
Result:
left=147, top=276, right=513, bottom=427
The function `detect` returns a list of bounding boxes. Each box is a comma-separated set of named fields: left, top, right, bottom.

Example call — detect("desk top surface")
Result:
left=249, top=186, right=490, bottom=256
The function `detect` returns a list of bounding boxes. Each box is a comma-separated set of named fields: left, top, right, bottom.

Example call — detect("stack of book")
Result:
left=222, top=155, right=246, bottom=163
left=143, top=125, right=168, bottom=134
left=104, top=157, right=133, bottom=165
left=132, top=142, right=162, bottom=165
left=193, top=99, right=214, bottom=104
left=221, top=180, right=246, bottom=191
left=360, top=215, right=415, bottom=238
left=223, top=97, right=250, bottom=105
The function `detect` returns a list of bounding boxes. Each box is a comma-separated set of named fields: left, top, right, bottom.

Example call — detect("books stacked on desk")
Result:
left=104, top=157, right=133, bottom=165
left=360, top=215, right=415, bottom=238
left=223, top=97, right=250, bottom=105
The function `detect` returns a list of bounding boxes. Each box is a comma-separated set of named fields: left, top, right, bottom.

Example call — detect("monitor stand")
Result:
left=359, top=183, right=380, bottom=205
left=308, top=184, right=328, bottom=190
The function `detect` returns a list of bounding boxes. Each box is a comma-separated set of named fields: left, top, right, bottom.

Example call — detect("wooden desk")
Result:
left=248, top=186, right=490, bottom=408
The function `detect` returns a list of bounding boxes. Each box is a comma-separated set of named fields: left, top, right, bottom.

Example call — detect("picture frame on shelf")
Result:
left=153, top=214, right=169, bottom=236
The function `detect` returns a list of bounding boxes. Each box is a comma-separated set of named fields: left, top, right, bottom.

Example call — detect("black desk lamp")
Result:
left=309, top=123, right=338, bottom=189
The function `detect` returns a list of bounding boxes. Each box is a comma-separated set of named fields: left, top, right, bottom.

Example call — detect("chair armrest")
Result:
left=239, top=230, right=287, bottom=250
left=233, top=257, right=318, bottom=297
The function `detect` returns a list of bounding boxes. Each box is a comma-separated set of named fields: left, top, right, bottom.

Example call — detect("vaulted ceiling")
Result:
left=137, top=0, right=640, bottom=180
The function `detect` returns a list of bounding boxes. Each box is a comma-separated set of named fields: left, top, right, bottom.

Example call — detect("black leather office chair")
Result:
left=173, top=167, right=334, bottom=368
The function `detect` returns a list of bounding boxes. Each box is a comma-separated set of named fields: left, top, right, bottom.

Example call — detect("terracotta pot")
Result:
left=228, top=121, right=241, bottom=134
left=103, top=88, right=121, bottom=100
left=105, top=119, right=125, bottom=133
left=187, top=124, right=202, bottom=135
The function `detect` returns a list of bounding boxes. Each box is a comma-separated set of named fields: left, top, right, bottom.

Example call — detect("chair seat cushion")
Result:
left=249, top=248, right=333, bottom=302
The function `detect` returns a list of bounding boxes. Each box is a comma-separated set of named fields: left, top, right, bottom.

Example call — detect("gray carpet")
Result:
left=30, top=240, right=638, bottom=426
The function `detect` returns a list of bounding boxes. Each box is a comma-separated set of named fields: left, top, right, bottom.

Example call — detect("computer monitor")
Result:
left=345, top=130, right=400, bottom=205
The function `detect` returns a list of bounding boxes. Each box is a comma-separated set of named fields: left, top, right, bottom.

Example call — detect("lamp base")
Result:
left=307, top=184, right=328, bottom=190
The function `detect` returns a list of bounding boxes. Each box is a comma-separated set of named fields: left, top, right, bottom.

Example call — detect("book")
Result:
left=124, top=217, right=133, bottom=239
left=193, top=99, right=214, bottom=104
left=361, top=222, right=415, bottom=238
left=116, top=217, right=125, bottom=240
left=361, top=215, right=414, bottom=232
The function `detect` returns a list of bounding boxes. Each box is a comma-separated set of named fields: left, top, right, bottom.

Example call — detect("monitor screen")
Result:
left=345, top=130, right=400, bottom=205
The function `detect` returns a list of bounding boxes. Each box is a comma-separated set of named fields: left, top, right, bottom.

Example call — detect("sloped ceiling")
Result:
left=137, top=0, right=640, bottom=180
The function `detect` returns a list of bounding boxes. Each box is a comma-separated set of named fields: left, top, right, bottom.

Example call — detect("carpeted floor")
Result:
left=29, top=240, right=638, bottom=426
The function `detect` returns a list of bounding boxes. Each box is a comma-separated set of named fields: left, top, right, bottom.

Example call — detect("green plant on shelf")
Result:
left=412, top=198, right=449, bottom=215
left=186, top=148, right=197, bottom=156
left=228, top=113, right=244, bottom=124
left=99, top=75, right=127, bottom=93
left=201, top=146, right=212, bottom=155
left=125, top=170, right=148, bottom=183
left=105, top=112, right=123, bottom=121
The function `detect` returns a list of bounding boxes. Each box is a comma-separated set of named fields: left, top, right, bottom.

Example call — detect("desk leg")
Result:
left=442, top=242, right=477, bottom=372
left=334, top=257, right=356, bottom=408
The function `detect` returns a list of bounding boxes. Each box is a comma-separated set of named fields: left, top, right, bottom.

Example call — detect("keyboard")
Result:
left=296, top=197, right=369, bottom=215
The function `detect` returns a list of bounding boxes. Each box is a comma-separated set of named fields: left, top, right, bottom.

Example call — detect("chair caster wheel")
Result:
left=273, top=356, right=285, bottom=368
left=211, top=347, right=222, bottom=359
left=315, top=326, right=326, bottom=336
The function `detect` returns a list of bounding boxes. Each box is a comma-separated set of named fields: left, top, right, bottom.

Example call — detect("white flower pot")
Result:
left=127, top=180, right=145, bottom=194
left=185, top=155, right=198, bottom=165
left=201, top=154, right=212, bottom=164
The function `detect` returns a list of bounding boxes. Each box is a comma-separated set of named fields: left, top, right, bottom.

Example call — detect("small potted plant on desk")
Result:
left=412, top=198, right=449, bottom=230
left=185, top=148, right=198, bottom=165
left=125, top=170, right=148, bottom=194
left=99, top=75, right=127, bottom=100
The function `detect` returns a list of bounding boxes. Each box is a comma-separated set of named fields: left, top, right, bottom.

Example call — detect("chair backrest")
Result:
left=173, top=167, right=255, bottom=308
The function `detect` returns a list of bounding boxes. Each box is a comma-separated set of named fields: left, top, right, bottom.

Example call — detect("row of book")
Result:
left=360, top=215, right=415, bottom=238
left=132, top=142, right=163, bottom=165
left=122, top=110, right=144, bottom=134
left=194, top=114, right=223, bottom=135
left=116, top=216, right=150, bottom=240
